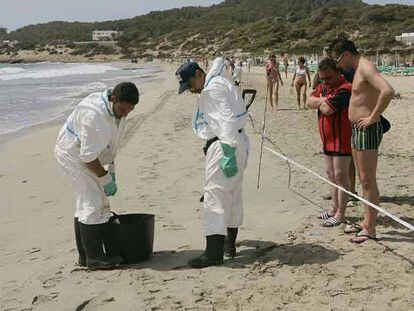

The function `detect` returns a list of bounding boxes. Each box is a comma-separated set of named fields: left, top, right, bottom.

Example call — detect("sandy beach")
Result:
left=0, top=63, right=413, bottom=311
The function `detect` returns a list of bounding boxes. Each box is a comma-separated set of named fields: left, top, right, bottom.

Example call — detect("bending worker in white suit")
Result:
left=54, top=82, right=139, bottom=270
left=176, top=58, right=250, bottom=268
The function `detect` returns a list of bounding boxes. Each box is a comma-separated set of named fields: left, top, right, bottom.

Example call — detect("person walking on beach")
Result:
left=307, top=58, right=352, bottom=227
left=54, top=82, right=140, bottom=269
left=291, top=57, right=311, bottom=109
left=229, top=56, right=236, bottom=75
left=266, top=54, right=283, bottom=109
left=233, top=60, right=243, bottom=86
left=175, top=58, right=250, bottom=268
left=330, top=39, right=395, bottom=243
left=281, top=52, right=289, bottom=78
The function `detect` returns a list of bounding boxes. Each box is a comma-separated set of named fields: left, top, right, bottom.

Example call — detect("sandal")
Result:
left=317, top=211, right=333, bottom=220
left=321, top=217, right=342, bottom=227
left=344, top=223, right=362, bottom=234
left=350, top=231, right=378, bottom=244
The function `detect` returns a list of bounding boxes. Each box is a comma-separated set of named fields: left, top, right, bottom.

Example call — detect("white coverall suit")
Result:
left=54, top=89, right=126, bottom=225
left=193, top=58, right=250, bottom=236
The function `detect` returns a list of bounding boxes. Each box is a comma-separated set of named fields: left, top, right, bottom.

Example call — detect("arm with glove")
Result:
left=78, top=110, right=117, bottom=196
left=220, top=143, right=238, bottom=178
left=202, top=82, right=240, bottom=178
left=86, top=159, right=117, bottom=196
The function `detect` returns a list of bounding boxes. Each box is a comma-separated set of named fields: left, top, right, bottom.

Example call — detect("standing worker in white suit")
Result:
left=175, top=58, right=250, bottom=268
left=54, top=82, right=139, bottom=270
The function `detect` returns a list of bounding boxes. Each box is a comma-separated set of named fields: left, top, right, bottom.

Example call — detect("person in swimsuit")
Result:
left=265, top=54, right=283, bottom=109
left=281, top=52, right=289, bottom=78
left=331, top=39, right=395, bottom=244
left=291, top=57, right=311, bottom=109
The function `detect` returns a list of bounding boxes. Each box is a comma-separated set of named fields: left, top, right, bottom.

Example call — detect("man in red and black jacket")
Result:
left=307, top=58, right=352, bottom=228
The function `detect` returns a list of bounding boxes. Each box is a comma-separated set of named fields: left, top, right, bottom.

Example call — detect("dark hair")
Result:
left=330, top=38, right=358, bottom=56
left=298, top=57, right=306, bottom=64
left=112, top=82, right=139, bottom=105
left=318, top=57, right=339, bottom=72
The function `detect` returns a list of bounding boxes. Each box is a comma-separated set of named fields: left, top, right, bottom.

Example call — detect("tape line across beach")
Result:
left=262, top=135, right=414, bottom=232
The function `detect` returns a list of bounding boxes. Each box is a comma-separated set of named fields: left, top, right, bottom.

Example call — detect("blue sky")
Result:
left=0, top=0, right=413, bottom=31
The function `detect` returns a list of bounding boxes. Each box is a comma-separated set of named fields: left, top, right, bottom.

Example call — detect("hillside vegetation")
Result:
left=7, top=0, right=414, bottom=57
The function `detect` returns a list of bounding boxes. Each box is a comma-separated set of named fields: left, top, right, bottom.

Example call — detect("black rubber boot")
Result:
left=224, top=227, right=238, bottom=258
left=74, top=218, right=86, bottom=267
left=101, top=220, right=122, bottom=258
left=188, top=235, right=225, bottom=268
left=78, top=222, right=123, bottom=270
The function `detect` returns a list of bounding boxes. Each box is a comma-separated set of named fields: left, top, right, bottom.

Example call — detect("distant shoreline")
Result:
left=0, top=48, right=125, bottom=64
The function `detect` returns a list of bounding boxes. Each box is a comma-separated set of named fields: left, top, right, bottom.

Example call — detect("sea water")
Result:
left=0, top=61, right=160, bottom=140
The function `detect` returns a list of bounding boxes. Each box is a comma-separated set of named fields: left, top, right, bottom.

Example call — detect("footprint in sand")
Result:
left=25, top=247, right=41, bottom=255
left=32, top=292, right=59, bottom=305
left=42, top=272, right=65, bottom=289
left=162, top=224, right=186, bottom=231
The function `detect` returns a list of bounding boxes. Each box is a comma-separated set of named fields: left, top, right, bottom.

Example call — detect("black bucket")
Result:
left=106, top=213, right=155, bottom=264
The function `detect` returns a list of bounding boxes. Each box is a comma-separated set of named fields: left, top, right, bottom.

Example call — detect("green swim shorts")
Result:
left=351, top=121, right=383, bottom=150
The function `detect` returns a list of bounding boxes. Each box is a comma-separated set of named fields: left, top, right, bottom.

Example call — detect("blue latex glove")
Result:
left=220, top=143, right=238, bottom=178
left=99, top=172, right=117, bottom=196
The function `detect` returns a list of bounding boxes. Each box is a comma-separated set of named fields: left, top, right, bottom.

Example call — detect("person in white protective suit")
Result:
left=232, top=61, right=243, bottom=86
left=175, top=58, right=250, bottom=268
left=54, top=82, right=139, bottom=270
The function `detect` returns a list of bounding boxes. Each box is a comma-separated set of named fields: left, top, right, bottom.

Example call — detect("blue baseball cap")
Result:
left=175, top=61, right=202, bottom=94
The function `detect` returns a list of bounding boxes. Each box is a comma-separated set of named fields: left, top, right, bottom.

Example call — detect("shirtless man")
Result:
left=330, top=39, right=395, bottom=243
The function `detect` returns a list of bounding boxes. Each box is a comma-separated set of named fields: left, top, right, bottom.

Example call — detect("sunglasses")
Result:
left=336, top=53, right=344, bottom=63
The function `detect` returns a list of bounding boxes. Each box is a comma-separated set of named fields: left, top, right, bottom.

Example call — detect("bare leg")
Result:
left=332, top=156, right=351, bottom=222
left=274, top=80, right=279, bottom=108
left=268, top=80, right=274, bottom=109
left=351, top=149, right=366, bottom=228
left=324, top=155, right=337, bottom=215
left=349, top=156, right=356, bottom=193
left=350, top=149, right=379, bottom=242
left=302, top=83, right=308, bottom=109
left=295, top=82, right=302, bottom=109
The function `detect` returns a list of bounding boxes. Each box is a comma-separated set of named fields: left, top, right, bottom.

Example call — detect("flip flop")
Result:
left=350, top=232, right=378, bottom=244
left=317, top=211, right=333, bottom=220
left=321, top=217, right=342, bottom=227
left=344, top=223, right=363, bottom=234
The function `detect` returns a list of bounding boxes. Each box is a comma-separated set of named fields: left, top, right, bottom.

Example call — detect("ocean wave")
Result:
left=0, top=67, right=25, bottom=75
left=40, top=81, right=108, bottom=92
left=0, top=63, right=118, bottom=81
